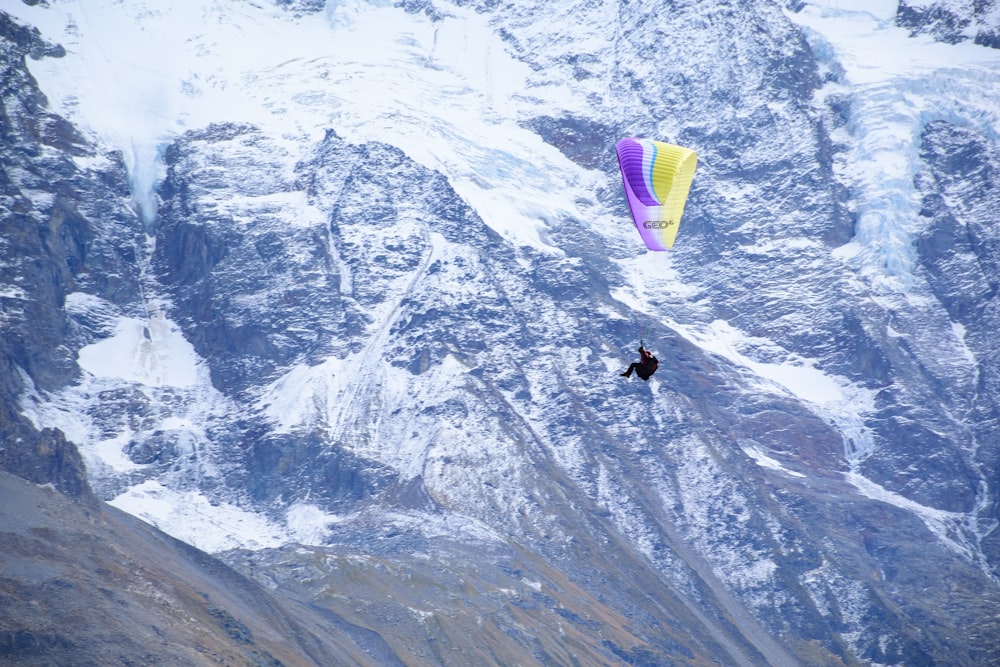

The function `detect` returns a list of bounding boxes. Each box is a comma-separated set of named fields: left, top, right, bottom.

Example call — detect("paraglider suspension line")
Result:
left=637, top=320, right=649, bottom=348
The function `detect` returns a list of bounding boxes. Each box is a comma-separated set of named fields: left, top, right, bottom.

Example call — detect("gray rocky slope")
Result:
left=3, top=1, right=1000, bottom=665
left=0, top=471, right=405, bottom=666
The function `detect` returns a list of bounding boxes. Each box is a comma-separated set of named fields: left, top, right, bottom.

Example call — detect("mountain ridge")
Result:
left=3, top=1, right=1000, bottom=664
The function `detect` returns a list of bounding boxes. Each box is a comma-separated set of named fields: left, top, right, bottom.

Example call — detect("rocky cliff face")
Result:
left=3, top=1, right=1000, bottom=665
left=914, top=118, right=1000, bottom=564
left=0, top=11, right=118, bottom=501
left=897, top=0, right=1000, bottom=47
left=0, top=15, right=383, bottom=665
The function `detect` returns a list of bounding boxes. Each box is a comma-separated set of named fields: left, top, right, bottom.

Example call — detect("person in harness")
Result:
left=620, top=344, right=658, bottom=381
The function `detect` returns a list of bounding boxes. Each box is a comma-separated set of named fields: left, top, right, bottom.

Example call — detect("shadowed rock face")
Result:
left=3, top=2, right=1000, bottom=666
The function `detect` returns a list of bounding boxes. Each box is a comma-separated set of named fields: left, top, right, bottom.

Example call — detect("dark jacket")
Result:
left=635, top=347, right=658, bottom=380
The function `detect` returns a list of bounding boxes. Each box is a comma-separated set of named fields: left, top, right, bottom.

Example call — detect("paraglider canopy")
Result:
left=615, top=138, right=697, bottom=251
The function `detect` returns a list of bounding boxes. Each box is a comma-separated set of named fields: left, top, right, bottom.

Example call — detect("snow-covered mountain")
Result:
left=3, top=0, right=1000, bottom=664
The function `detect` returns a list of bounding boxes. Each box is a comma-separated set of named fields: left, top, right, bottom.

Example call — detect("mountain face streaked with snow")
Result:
left=3, top=0, right=1000, bottom=664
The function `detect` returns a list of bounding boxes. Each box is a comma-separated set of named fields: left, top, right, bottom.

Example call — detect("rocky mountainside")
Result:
left=0, top=471, right=409, bottom=666
left=897, top=0, right=1000, bottom=47
left=3, top=1, right=1000, bottom=665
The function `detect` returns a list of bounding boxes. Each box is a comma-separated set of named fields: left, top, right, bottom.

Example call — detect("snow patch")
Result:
left=110, top=480, right=289, bottom=553
left=93, top=432, right=142, bottom=474
left=686, top=320, right=848, bottom=406
left=744, top=446, right=806, bottom=478
left=257, top=355, right=354, bottom=433
left=77, top=310, right=201, bottom=388
left=950, top=320, right=978, bottom=367
left=286, top=503, right=337, bottom=545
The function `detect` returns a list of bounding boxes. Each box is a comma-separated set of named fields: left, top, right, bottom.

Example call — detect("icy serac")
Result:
left=3, top=0, right=1000, bottom=664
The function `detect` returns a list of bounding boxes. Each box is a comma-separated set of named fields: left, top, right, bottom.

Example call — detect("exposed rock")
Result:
left=897, top=0, right=1000, bottom=48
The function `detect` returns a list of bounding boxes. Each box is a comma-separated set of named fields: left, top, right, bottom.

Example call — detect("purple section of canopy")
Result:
left=615, top=138, right=669, bottom=251
left=615, top=139, right=657, bottom=206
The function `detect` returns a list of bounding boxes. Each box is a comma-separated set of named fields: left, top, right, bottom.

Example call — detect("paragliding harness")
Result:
left=636, top=347, right=658, bottom=381
left=622, top=338, right=658, bottom=381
